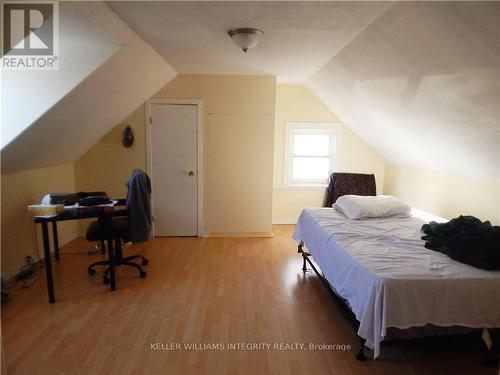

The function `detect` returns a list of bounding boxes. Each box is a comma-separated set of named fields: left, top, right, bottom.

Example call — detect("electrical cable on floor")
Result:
left=20, top=262, right=42, bottom=289
left=4, top=225, right=103, bottom=292
left=6, top=223, right=46, bottom=290
left=4, top=224, right=47, bottom=291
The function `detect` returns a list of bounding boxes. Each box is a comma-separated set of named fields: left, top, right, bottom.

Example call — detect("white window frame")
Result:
left=283, top=122, right=342, bottom=186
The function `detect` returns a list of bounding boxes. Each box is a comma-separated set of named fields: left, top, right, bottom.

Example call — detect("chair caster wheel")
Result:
left=140, top=271, right=147, bottom=278
left=88, top=268, right=96, bottom=276
left=103, top=277, right=110, bottom=285
left=142, top=258, right=149, bottom=265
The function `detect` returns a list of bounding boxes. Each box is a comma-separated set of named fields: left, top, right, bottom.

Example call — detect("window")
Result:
left=283, top=122, right=340, bottom=185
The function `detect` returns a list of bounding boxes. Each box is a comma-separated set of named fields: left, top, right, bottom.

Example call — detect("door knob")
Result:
left=188, top=171, right=196, bottom=177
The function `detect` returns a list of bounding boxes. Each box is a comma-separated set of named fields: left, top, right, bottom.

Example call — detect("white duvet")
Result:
left=293, top=207, right=500, bottom=358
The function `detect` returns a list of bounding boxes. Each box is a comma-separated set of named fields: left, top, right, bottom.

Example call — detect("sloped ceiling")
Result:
left=1, top=1, right=176, bottom=173
left=107, top=1, right=499, bottom=180
left=1, top=2, right=119, bottom=149
left=107, top=1, right=389, bottom=83
left=308, top=1, right=500, bottom=180
left=3, top=1, right=498, bottom=182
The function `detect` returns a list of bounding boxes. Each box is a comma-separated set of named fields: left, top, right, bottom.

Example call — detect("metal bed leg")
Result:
left=356, top=337, right=367, bottom=361
left=481, top=329, right=499, bottom=367
left=298, top=243, right=307, bottom=272
left=297, top=241, right=371, bottom=361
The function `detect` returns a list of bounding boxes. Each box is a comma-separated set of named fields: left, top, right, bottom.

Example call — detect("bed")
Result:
left=293, top=173, right=500, bottom=360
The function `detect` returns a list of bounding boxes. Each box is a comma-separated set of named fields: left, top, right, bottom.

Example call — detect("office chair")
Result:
left=86, top=169, right=152, bottom=290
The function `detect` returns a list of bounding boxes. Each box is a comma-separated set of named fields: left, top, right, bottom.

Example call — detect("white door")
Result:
left=150, top=103, right=198, bottom=236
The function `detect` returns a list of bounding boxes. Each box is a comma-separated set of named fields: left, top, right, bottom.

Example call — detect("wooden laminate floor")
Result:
left=1, top=225, right=496, bottom=375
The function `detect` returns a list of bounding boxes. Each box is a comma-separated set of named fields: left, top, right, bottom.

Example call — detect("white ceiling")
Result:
left=3, top=1, right=499, bottom=183
left=108, top=0, right=499, bottom=180
left=106, top=1, right=389, bottom=83
left=308, top=1, right=500, bottom=180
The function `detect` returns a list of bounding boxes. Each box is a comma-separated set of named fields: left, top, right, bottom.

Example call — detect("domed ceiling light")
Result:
left=227, top=28, right=264, bottom=53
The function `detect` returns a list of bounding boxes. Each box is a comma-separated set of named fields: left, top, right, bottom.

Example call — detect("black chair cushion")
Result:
left=86, top=217, right=130, bottom=242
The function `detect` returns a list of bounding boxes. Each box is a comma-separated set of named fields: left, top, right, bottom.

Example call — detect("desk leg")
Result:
left=42, top=222, right=55, bottom=303
left=107, top=239, right=116, bottom=291
left=52, top=221, right=60, bottom=261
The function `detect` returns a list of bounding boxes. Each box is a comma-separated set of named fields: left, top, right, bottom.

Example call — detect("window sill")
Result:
left=274, top=184, right=328, bottom=190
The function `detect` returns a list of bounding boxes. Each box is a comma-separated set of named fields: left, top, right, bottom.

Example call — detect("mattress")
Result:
left=293, top=207, right=500, bottom=358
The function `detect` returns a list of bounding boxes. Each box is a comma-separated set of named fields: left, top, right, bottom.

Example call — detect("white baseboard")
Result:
left=203, top=231, right=273, bottom=238
left=272, top=219, right=297, bottom=224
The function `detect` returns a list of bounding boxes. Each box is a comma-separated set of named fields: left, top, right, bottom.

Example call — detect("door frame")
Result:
left=146, top=99, right=204, bottom=237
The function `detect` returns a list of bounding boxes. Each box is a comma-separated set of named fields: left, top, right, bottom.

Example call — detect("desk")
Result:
left=34, top=206, right=123, bottom=303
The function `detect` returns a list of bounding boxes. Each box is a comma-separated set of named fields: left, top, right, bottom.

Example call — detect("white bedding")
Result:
left=334, top=194, right=410, bottom=220
left=293, top=207, right=500, bottom=358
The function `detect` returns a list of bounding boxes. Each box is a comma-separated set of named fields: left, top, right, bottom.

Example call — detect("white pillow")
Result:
left=334, top=195, right=410, bottom=220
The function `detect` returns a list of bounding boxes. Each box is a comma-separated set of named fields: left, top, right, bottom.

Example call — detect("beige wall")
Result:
left=75, top=74, right=276, bottom=236
left=384, top=165, right=500, bottom=225
left=3, top=76, right=496, bottom=278
left=75, top=104, right=147, bottom=199
left=273, top=85, right=386, bottom=223
left=1, top=164, right=79, bottom=277
left=154, top=74, right=276, bottom=235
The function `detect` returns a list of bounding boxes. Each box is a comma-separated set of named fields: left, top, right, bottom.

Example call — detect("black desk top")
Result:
left=34, top=210, right=105, bottom=223
left=33, top=207, right=128, bottom=223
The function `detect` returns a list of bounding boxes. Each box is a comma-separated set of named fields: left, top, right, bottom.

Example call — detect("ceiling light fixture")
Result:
left=227, top=28, right=264, bottom=53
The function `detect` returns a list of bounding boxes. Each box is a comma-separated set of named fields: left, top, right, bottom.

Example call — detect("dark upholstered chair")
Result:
left=324, top=173, right=376, bottom=207
left=86, top=170, right=152, bottom=290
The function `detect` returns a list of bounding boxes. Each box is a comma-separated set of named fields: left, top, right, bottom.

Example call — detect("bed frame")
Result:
left=298, top=239, right=499, bottom=365
left=303, top=172, right=498, bottom=364
left=298, top=242, right=368, bottom=361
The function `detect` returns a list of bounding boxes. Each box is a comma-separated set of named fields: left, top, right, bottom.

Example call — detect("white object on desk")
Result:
left=27, top=204, right=64, bottom=217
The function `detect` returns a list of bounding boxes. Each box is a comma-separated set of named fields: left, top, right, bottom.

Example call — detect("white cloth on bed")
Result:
left=293, top=207, right=500, bottom=358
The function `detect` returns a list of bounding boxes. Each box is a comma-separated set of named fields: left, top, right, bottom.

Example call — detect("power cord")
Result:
left=5, top=224, right=99, bottom=292
left=15, top=256, right=37, bottom=280
left=3, top=224, right=46, bottom=292
left=19, top=261, right=42, bottom=289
